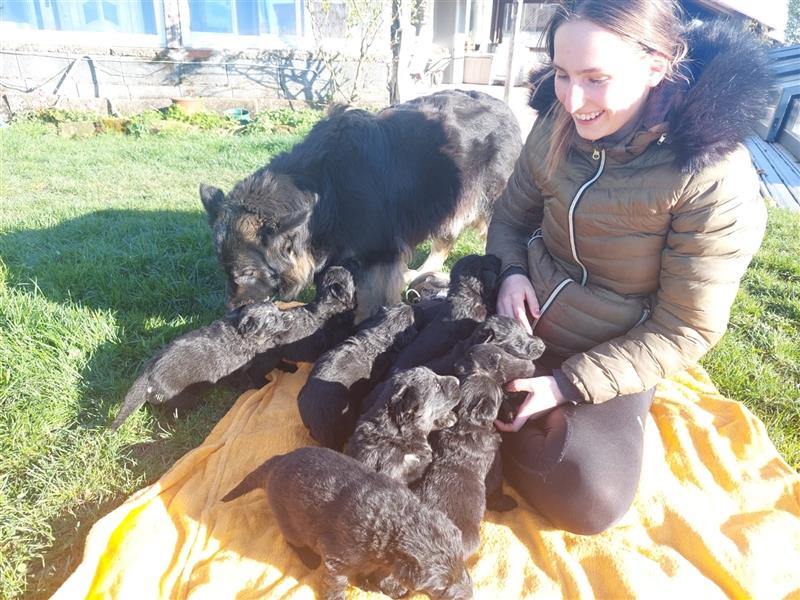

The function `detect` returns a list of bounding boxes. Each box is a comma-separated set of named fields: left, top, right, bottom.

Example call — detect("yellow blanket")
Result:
left=54, top=364, right=800, bottom=599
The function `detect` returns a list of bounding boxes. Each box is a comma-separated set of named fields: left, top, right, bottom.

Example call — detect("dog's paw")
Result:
left=234, top=302, right=281, bottom=335
left=376, top=573, right=409, bottom=598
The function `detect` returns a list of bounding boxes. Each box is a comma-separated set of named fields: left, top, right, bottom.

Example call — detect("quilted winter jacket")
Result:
left=486, top=22, right=770, bottom=403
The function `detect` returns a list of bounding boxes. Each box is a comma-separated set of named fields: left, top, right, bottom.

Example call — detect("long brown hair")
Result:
left=541, top=0, right=688, bottom=176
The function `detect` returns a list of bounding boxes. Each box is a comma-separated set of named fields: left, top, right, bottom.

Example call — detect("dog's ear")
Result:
left=318, top=266, right=356, bottom=306
left=472, top=384, right=504, bottom=426
left=387, top=383, right=420, bottom=429
left=276, top=208, right=313, bottom=234
left=199, top=184, right=225, bottom=223
left=483, top=348, right=504, bottom=375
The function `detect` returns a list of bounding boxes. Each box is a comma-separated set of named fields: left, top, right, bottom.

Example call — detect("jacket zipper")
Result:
left=633, top=307, right=651, bottom=328
left=527, top=227, right=543, bottom=247
left=532, top=277, right=572, bottom=332
left=568, top=148, right=605, bottom=285
left=526, top=231, right=573, bottom=332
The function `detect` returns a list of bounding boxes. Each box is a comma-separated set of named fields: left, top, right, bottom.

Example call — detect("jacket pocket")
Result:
left=527, top=239, right=650, bottom=356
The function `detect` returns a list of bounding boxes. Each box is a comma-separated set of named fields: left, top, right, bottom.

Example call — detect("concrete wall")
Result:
left=0, top=44, right=390, bottom=117
left=0, top=0, right=393, bottom=118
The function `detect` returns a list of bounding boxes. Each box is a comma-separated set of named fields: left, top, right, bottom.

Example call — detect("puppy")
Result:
left=297, top=303, right=419, bottom=449
left=390, top=254, right=501, bottom=373
left=412, top=343, right=541, bottom=557
left=222, top=447, right=473, bottom=600
left=111, top=265, right=356, bottom=429
left=345, top=367, right=460, bottom=484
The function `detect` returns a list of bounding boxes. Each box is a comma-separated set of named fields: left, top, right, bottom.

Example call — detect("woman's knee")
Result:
left=544, top=479, right=635, bottom=535
left=504, top=455, right=637, bottom=535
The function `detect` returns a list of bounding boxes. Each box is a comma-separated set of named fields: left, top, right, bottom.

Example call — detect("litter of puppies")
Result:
left=115, top=254, right=547, bottom=599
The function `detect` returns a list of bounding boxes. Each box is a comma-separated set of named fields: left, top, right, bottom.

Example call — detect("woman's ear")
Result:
left=646, top=53, right=669, bottom=88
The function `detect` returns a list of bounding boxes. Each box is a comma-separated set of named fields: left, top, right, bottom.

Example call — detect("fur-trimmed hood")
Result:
left=527, top=20, right=773, bottom=172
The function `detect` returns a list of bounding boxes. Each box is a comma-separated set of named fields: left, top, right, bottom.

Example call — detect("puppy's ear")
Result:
left=199, top=184, right=225, bottom=223
left=474, top=385, right=504, bottom=425
left=388, top=384, right=419, bottom=428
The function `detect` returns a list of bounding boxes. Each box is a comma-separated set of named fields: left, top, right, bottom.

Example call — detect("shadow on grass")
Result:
left=1, top=209, right=245, bottom=597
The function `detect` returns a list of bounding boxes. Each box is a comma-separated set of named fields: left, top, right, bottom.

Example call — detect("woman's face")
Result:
left=553, top=19, right=667, bottom=141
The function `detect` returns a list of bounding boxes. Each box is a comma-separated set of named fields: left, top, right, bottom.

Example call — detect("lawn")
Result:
left=1, top=118, right=798, bottom=599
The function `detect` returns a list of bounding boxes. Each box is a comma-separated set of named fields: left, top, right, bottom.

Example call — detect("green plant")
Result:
left=123, top=110, right=166, bottom=137
left=20, top=108, right=98, bottom=125
left=242, top=107, right=322, bottom=136
left=162, top=105, right=234, bottom=130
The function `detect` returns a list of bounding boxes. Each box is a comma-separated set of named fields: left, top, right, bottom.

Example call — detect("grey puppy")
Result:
left=111, top=265, right=356, bottom=429
left=222, top=447, right=473, bottom=600
left=345, top=367, right=460, bottom=484
left=412, top=343, right=541, bottom=557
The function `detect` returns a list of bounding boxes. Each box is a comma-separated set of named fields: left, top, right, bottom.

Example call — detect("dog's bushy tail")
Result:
left=221, top=455, right=280, bottom=502
left=110, top=376, right=151, bottom=431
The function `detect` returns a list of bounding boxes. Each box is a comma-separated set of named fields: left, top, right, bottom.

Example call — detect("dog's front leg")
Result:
left=355, top=262, right=406, bottom=323
left=413, top=237, right=452, bottom=277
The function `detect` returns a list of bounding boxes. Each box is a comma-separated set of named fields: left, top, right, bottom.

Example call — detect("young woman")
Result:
left=487, top=0, right=770, bottom=534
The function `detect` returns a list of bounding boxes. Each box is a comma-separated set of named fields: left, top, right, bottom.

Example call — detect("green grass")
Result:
left=1, top=122, right=798, bottom=599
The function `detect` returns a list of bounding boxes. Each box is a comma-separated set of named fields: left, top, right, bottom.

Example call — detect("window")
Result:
left=0, top=0, right=159, bottom=34
left=498, top=1, right=558, bottom=49
left=186, top=0, right=305, bottom=37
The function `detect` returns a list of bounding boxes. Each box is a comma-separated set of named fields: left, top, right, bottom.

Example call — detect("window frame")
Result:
left=178, top=0, right=312, bottom=50
left=0, top=0, right=167, bottom=47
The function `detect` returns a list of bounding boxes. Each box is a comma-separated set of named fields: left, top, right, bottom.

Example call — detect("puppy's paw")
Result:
left=234, top=302, right=281, bottom=336
left=377, top=573, right=409, bottom=598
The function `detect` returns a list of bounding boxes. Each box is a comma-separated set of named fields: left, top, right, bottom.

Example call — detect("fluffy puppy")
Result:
left=298, top=303, right=419, bottom=449
left=111, top=265, right=356, bottom=429
left=411, top=343, right=540, bottom=557
left=222, top=447, right=473, bottom=600
left=345, top=367, right=460, bottom=484
left=390, top=254, right=501, bottom=373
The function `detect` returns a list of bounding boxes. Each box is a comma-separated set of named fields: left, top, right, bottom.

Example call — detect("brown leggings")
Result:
left=501, top=385, right=655, bottom=535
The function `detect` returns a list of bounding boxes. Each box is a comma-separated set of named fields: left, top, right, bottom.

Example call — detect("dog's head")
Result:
left=470, top=315, right=546, bottom=360
left=385, top=367, right=460, bottom=433
left=313, top=264, right=358, bottom=313
left=200, top=171, right=320, bottom=309
left=455, top=343, right=536, bottom=384
left=447, top=254, right=501, bottom=318
left=396, top=514, right=474, bottom=600
left=454, top=373, right=505, bottom=428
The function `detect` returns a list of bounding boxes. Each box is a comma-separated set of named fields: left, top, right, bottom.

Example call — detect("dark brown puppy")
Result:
left=111, top=265, right=356, bottom=429
left=345, top=367, right=460, bottom=484
left=297, top=303, right=419, bottom=449
left=222, top=447, right=473, bottom=600
left=411, top=343, right=541, bottom=557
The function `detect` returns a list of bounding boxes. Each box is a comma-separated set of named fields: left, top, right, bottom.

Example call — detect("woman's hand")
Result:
left=494, top=375, right=568, bottom=433
left=496, top=273, right=540, bottom=335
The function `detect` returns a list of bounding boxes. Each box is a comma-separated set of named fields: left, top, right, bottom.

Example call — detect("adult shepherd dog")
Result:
left=200, top=89, right=522, bottom=320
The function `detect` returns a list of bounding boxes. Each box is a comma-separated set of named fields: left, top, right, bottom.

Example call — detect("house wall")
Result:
left=0, top=0, right=392, bottom=118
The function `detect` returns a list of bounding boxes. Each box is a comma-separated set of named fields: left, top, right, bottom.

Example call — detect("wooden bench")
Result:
left=744, top=134, right=800, bottom=211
